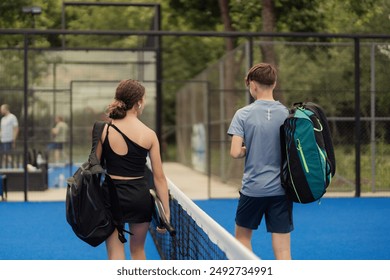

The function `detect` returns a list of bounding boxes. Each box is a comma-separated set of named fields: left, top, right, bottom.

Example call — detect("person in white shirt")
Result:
left=0, top=104, right=19, bottom=167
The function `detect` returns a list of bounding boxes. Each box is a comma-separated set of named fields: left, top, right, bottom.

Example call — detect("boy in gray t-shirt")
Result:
left=227, top=63, right=293, bottom=260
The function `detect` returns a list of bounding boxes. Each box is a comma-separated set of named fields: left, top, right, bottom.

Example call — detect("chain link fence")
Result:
left=0, top=30, right=389, bottom=199
left=176, top=39, right=390, bottom=197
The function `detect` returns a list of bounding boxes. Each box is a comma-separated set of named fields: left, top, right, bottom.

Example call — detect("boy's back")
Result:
left=228, top=100, right=288, bottom=197
left=228, top=63, right=293, bottom=260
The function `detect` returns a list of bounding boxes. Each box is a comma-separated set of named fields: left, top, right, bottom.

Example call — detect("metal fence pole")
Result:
left=155, top=4, right=163, bottom=145
left=218, top=61, right=226, bottom=182
left=370, top=43, right=376, bottom=192
left=23, top=33, right=29, bottom=202
left=354, top=38, right=361, bottom=197
left=246, top=38, right=254, bottom=104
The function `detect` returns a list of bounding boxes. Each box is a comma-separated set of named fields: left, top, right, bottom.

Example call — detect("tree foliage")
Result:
left=1, top=0, right=390, bottom=138
left=167, top=0, right=221, bottom=30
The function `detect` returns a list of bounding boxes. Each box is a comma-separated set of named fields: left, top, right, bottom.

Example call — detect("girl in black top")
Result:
left=96, top=79, right=170, bottom=260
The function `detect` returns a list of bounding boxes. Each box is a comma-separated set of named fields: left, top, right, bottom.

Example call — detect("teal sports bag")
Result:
left=280, top=102, right=336, bottom=203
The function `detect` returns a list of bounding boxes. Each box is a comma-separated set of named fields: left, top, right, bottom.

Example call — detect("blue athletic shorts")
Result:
left=235, top=193, right=294, bottom=233
left=47, top=142, right=63, bottom=150
left=0, top=142, right=12, bottom=153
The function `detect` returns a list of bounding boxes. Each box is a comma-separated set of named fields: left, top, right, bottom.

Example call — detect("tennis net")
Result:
left=147, top=167, right=260, bottom=260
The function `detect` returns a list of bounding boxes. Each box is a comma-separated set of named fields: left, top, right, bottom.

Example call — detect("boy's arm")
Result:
left=230, top=135, right=246, bottom=159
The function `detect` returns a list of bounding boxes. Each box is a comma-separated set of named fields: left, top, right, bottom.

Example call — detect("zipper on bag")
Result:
left=296, top=139, right=309, bottom=173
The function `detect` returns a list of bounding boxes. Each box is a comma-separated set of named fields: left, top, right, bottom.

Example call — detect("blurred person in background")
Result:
left=0, top=104, right=19, bottom=167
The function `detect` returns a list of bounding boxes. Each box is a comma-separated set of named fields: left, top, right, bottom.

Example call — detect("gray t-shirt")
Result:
left=227, top=100, right=289, bottom=197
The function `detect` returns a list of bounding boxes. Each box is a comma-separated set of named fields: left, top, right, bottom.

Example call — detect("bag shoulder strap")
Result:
left=279, top=124, right=287, bottom=187
left=88, top=121, right=107, bottom=167
left=92, top=121, right=106, bottom=151
left=304, top=102, right=336, bottom=176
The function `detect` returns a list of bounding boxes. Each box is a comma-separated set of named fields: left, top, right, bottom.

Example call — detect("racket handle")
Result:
left=160, top=215, right=176, bottom=236
left=164, top=222, right=176, bottom=236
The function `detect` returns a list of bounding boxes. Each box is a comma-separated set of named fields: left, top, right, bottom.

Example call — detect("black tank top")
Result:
left=102, top=124, right=148, bottom=177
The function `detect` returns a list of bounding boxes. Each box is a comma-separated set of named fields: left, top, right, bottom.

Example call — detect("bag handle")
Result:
left=88, top=121, right=107, bottom=167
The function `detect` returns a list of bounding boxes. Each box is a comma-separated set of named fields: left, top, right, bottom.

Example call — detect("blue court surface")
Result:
left=0, top=201, right=159, bottom=260
left=0, top=197, right=389, bottom=260
left=195, top=197, right=390, bottom=260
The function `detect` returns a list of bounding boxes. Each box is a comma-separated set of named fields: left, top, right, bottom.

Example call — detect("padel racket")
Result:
left=150, top=189, right=176, bottom=236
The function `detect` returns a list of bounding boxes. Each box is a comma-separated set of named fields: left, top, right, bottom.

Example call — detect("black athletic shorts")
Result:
left=102, top=177, right=153, bottom=224
left=235, top=193, right=294, bottom=233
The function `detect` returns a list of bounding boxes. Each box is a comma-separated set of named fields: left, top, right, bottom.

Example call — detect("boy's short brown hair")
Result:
left=245, top=63, right=277, bottom=87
